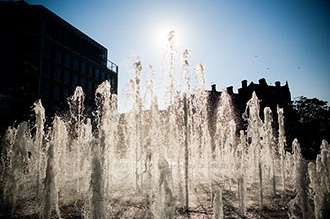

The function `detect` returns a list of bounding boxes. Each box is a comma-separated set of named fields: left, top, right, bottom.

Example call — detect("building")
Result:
left=236, top=78, right=291, bottom=118
left=207, top=78, right=293, bottom=148
left=0, top=1, right=118, bottom=130
left=208, top=78, right=292, bottom=120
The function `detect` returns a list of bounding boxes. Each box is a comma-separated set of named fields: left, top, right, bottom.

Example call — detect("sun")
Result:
left=154, top=26, right=174, bottom=49
left=152, top=24, right=183, bottom=51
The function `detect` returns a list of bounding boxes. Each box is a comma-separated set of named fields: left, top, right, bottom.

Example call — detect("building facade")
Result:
left=207, top=78, right=293, bottom=149
left=208, top=78, right=292, bottom=121
left=0, top=1, right=118, bottom=130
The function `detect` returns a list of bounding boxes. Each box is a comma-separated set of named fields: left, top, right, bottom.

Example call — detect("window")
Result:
left=87, top=95, right=93, bottom=103
left=81, top=62, right=86, bottom=74
left=73, top=58, right=79, bottom=71
left=106, top=75, right=111, bottom=84
left=44, top=42, right=52, bottom=57
left=54, top=67, right=61, bottom=80
left=26, top=36, right=40, bottom=54
left=46, top=22, right=53, bottom=37
left=80, top=78, right=86, bottom=89
left=88, top=65, right=93, bottom=77
left=95, top=69, right=100, bottom=79
left=64, top=71, right=70, bottom=83
left=63, top=88, right=69, bottom=98
left=88, top=81, right=93, bottom=91
left=42, top=61, right=51, bottom=77
left=55, top=49, right=62, bottom=62
left=53, top=85, right=60, bottom=100
left=42, top=101, right=49, bottom=112
left=72, top=74, right=78, bottom=86
left=52, top=105, right=60, bottom=113
left=65, top=53, right=71, bottom=66
left=100, top=71, right=105, bottom=81
left=40, top=81, right=50, bottom=96
left=29, top=15, right=40, bottom=33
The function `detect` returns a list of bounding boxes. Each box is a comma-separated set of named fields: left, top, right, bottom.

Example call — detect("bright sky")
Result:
left=26, top=0, right=330, bottom=111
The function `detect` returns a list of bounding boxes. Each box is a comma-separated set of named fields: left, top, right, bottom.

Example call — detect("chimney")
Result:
left=227, top=86, right=233, bottom=95
left=259, top=78, right=267, bottom=86
left=211, top=84, right=216, bottom=92
left=275, top=81, right=281, bottom=88
left=241, top=80, right=247, bottom=88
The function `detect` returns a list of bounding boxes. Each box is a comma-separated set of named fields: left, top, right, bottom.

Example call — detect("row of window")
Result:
left=41, top=76, right=110, bottom=94
left=43, top=48, right=111, bottom=80
left=40, top=81, right=101, bottom=103
left=39, top=100, right=58, bottom=114
left=40, top=82, right=65, bottom=100
left=40, top=81, right=93, bottom=100
left=41, top=95, right=95, bottom=114
left=45, top=20, right=106, bottom=64
left=42, top=60, right=113, bottom=86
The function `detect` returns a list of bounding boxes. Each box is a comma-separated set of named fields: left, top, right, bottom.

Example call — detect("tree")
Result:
left=293, top=96, right=330, bottom=159
left=294, top=97, right=329, bottom=124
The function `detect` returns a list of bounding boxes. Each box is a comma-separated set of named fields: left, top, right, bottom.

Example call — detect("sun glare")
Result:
left=152, top=24, right=183, bottom=51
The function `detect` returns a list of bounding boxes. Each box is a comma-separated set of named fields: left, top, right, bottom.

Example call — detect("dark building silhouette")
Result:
left=0, top=1, right=118, bottom=130
left=207, top=78, right=293, bottom=149
left=236, top=78, right=291, bottom=118
left=208, top=78, right=292, bottom=119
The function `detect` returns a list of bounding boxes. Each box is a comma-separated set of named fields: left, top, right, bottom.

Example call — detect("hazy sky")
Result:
left=26, top=0, right=330, bottom=111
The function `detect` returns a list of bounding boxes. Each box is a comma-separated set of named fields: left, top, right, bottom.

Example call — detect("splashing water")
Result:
left=1, top=31, right=330, bottom=219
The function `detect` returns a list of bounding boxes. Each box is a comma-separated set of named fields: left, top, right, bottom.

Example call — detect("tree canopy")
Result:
left=293, top=96, right=329, bottom=124
left=292, top=96, right=330, bottom=158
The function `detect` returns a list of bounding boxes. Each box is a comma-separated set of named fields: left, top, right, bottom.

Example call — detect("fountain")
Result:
left=1, top=31, right=330, bottom=218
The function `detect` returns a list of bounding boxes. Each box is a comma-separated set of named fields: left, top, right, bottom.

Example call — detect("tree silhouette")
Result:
left=293, top=96, right=330, bottom=159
